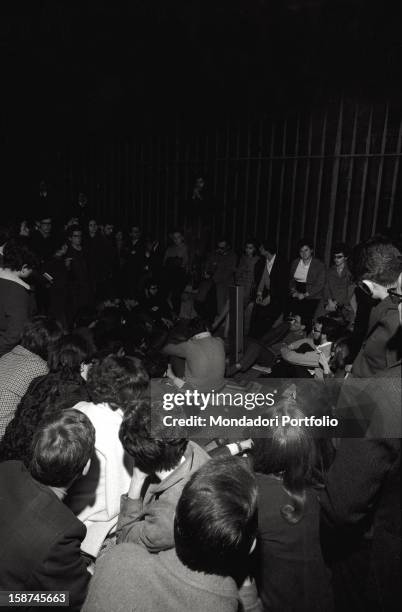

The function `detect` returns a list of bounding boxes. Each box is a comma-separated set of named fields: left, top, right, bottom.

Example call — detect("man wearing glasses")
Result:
left=351, top=236, right=401, bottom=378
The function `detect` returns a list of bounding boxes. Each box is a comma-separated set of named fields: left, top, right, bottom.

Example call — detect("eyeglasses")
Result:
left=334, top=254, right=344, bottom=259
left=387, top=288, right=402, bottom=304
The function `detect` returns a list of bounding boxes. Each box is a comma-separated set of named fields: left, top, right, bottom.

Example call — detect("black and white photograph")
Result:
left=0, top=2, right=401, bottom=611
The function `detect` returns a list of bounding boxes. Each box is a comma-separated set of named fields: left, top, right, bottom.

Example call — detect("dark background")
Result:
left=1, top=0, right=402, bottom=252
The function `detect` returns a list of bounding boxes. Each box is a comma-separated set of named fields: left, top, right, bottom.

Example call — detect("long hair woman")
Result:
left=252, top=396, right=333, bottom=612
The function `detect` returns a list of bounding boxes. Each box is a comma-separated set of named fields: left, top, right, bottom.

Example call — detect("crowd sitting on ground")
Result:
left=0, top=211, right=401, bottom=611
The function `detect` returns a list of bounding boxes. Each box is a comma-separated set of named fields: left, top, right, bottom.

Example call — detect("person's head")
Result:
left=172, top=230, right=184, bottom=246
left=19, top=220, right=31, bottom=238
left=88, top=219, right=98, bottom=236
left=145, top=279, right=159, bottom=297
left=187, top=317, right=209, bottom=338
left=216, top=238, right=229, bottom=254
left=329, top=335, right=354, bottom=373
left=3, top=238, right=38, bottom=278
left=29, top=409, right=95, bottom=489
left=119, top=400, right=187, bottom=474
left=259, top=239, right=277, bottom=259
left=297, top=238, right=314, bottom=262
left=20, top=316, right=63, bottom=361
left=174, top=457, right=258, bottom=583
left=38, top=217, right=52, bottom=238
left=332, top=242, right=349, bottom=267
left=67, top=225, right=82, bottom=249
left=312, top=315, right=345, bottom=345
left=86, top=355, right=149, bottom=412
left=0, top=223, right=12, bottom=247
left=252, top=398, right=316, bottom=524
left=355, top=236, right=402, bottom=301
left=130, top=225, right=141, bottom=241
left=103, top=223, right=114, bottom=237
left=78, top=192, right=87, bottom=207
left=47, top=333, right=94, bottom=374
left=244, top=239, right=257, bottom=257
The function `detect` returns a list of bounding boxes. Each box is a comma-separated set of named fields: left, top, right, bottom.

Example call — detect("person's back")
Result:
left=84, top=456, right=260, bottom=612
left=252, top=398, right=333, bottom=612
left=0, top=461, right=88, bottom=607
left=257, top=474, right=332, bottom=612
left=84, top=544, right=238, bottom=612
left=0, top=410, right=95, bottom=611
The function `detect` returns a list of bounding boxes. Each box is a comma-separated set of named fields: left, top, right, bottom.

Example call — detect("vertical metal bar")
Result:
left=356, top=108, right=373, bottom=243
left=325, top=99, right=344, bottom=264
left=174, top=125, right=179, bottom=228
left=265, top=122, right=275, bottom=238
left=287, top=116, right=300, bottom=261
left=254, top=119, right=263, bottom=237
left=242, top=122, right=251, bottom=244
left=164, top=135, right=169, bottom=240
left=139, top=142, right=145, bottom=230
left=313, top=111, right=328, bottom=250
left=342, top=103, right=358, bottom=242
left=372, top=105, right=389, bottom=234
left=222, top=123, right=230, bottom=236
left=276, top=119, right=287, bottom=248
left=389, top=119, right=402, bottom=227
left=301, top=115, right=313, bottom=237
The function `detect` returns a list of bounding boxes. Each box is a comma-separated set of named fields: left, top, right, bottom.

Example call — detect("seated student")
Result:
left=116, top=400, right=209, bottom=550
left=0, top=238, right=38, bottom=357
left=0, top=333, right=93, bottom=466
left=162, top=317, right=225, bottom=392
left=84, top=457, right=260, bottom=612
left=252, top=398, right=334, bottom=612
left=280, top=315, right=345, bottom=371
left=0, top=316, right=62, bottom=439
left=66, top=355, right=149, bottom=558
left=0, top=409, right=95, bottom=612
left=139, top=280, right=174, bottom=330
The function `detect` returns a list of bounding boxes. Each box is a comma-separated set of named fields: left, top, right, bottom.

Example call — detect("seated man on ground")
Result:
left=280, top=315, right=346, bottom=372
left=116, top=400, right=209, bottom=550
left=84, top=457, right=260, bottom=612
left=0, top=409, right=95, bottom=611
left=162, top=317, right=225, bottom=392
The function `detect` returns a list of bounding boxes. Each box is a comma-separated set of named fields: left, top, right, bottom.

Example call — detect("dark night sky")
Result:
left=2, top=0, right=402, bottom=141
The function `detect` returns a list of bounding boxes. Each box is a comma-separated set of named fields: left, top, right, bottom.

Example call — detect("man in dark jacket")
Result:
left=320, top=236, right=402, bottom=612
left=0, top=409, right=95, bottom=611
left=0, top=239, right=37, bottom=357
left=351, top=238, right=401, bottom=377
left=250, top=239, right=288, bottom=337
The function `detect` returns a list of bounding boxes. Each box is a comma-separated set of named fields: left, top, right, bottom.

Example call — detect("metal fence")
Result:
left=58, top=98, right=401, bottom=263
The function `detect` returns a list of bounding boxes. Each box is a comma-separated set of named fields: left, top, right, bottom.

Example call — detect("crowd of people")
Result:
left=0, top=208, right=401, bottom=611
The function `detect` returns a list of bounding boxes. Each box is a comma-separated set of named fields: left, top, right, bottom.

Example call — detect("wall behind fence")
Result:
left=57, top=98, right=401, bottom=263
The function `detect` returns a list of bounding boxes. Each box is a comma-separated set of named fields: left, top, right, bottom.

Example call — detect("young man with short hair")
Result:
left=116, top=400, right=209, bottom=551
left=0, top=409, right=96, bottom=611
left=85, top=457, right=260, bottom=612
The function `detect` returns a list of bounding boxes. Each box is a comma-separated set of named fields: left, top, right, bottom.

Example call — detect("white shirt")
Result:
left=294, top=258, right=312, bottom=283
left=266, top=254, right=276, bottom=276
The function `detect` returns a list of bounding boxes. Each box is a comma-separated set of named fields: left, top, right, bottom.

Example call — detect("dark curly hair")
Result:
left=0, top=375, right=90, bottom=468
left=119, top=400, right=187, bottom=474
left=47, top=333, right=94, bottom=373
left=86, top=355, right=149, bottom=412
left=20, top=316, right=63, bottom=361
left=3, top=237, right=38, bottom=271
